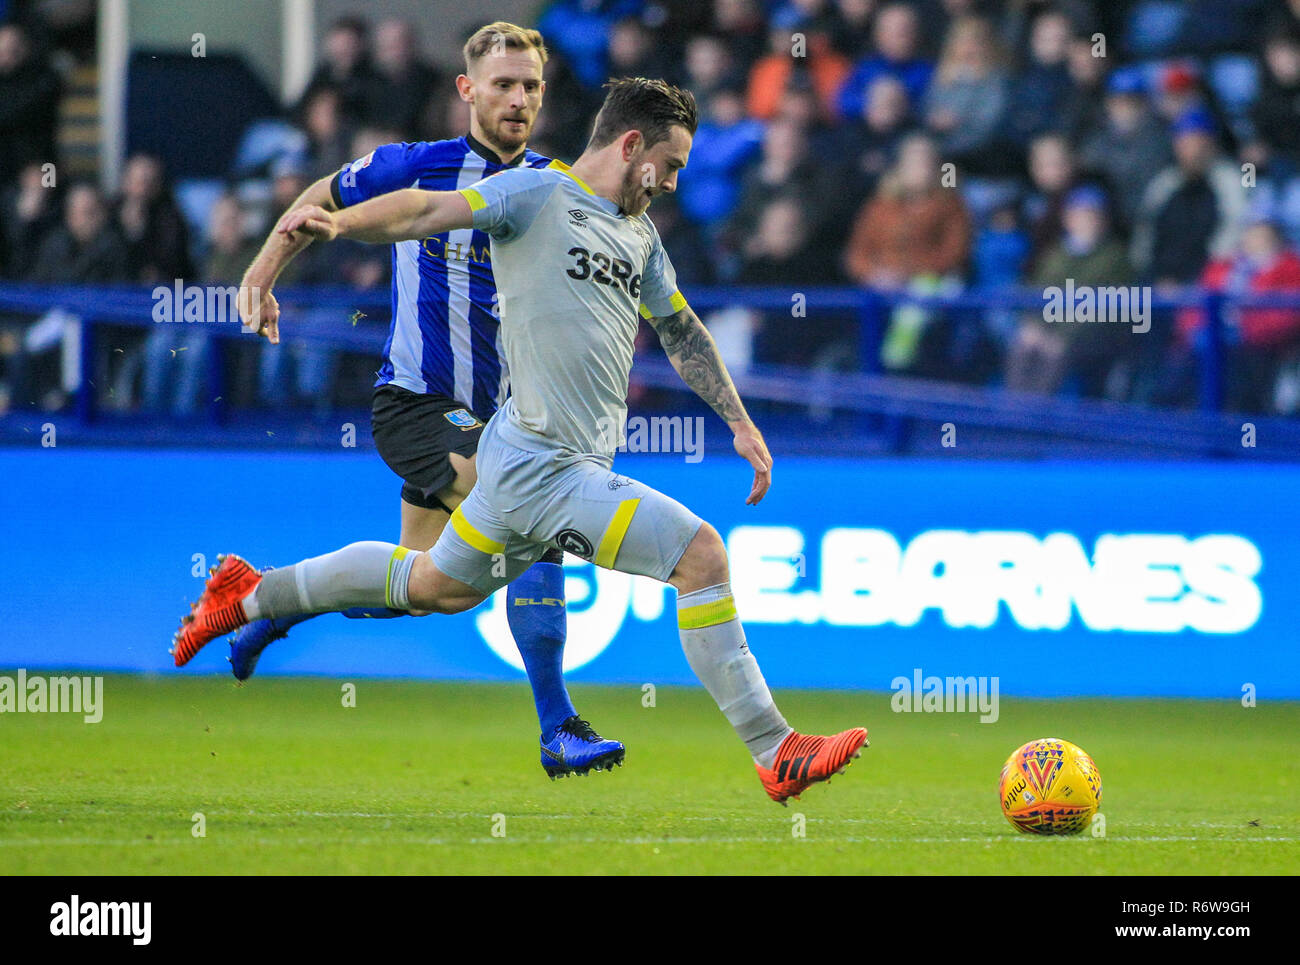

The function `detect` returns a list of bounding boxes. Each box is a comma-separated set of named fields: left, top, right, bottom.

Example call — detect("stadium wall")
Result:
left=2, top=448, right=1295, bottom=698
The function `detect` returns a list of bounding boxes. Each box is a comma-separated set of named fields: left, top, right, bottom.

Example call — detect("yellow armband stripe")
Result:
left=460, top=187, right=486, bottom=212
left=639, top=291, right=689, bottom=320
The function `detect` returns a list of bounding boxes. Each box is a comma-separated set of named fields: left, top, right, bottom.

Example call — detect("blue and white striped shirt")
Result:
left=331, top=135, right=553, bottom=417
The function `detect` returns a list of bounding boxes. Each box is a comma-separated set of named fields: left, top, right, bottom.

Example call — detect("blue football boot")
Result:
left=540, top=715, right=626, bottom=779
left=228, top=616, right=294, bottom=682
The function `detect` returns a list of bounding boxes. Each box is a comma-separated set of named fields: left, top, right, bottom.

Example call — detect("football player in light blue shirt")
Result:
left=182, top=78, right=868, bottom=803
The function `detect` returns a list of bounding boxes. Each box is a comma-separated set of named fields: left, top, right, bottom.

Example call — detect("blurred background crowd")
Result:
left=4, top=0, right=1300, bottom=421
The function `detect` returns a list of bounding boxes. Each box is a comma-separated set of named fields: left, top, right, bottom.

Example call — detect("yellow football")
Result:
left=999, top=738, right=1102, bottom=834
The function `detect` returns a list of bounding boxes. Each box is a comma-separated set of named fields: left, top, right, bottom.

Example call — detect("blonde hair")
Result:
left=462, top=22, right=548, bottom=73
left=935, top=15, right=1006, bottom=86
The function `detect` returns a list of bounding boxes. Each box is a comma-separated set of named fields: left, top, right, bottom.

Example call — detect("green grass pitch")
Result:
left=2, top=674, right=1296, bottom=875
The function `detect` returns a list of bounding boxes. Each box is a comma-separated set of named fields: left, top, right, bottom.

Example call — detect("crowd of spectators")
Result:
left=5, top=0, right=1300, bottom=418
left=530, top=0, right=1300, bottom=414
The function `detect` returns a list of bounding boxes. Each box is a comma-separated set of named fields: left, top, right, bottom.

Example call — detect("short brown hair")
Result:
left=588, top=77, right=698, bottom=150
left=462, top=22, right=548, bottom=72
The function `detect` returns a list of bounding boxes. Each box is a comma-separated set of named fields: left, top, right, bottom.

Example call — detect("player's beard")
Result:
left=619, top=165, right=652, bottom=216
left=479, top=104, right=532, bottom=155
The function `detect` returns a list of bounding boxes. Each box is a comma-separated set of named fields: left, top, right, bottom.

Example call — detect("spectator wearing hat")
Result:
left=1006, top=185, right=1133, bottom=397
left=1152, top=60, right=1238, bottom=154
left=1131, top=108, right=1247, bottom=287
left=1154, top=62, right=1203, bottom=122
left=1079, top=67, right=1174, bottom=230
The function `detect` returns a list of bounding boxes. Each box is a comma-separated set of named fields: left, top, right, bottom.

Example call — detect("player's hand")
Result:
left=278, top=204, right=339, bottom=242
left=238, top=285, right=280, bottom=344
left=732, top=422, right=772, bottom=505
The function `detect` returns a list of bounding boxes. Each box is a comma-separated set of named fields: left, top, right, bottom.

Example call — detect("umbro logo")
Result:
left=568, top=208, right=589, bottom=228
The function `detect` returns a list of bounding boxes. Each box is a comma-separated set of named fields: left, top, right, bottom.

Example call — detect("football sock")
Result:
left=677, top=582, right=792, bottom=768
left=506, top=549, right=577, bottom=737
left=242, top=542, right=417, bottom=620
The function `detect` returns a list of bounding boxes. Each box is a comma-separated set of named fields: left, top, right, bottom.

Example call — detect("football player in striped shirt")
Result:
left=214, top=22, right=623, bottom=778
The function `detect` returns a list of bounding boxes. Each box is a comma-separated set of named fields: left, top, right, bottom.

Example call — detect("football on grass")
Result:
left=999, top=738, right=1102, bottom=834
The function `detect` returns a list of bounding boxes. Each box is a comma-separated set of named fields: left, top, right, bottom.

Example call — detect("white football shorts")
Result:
left=429, top=410, right=703, bottom=596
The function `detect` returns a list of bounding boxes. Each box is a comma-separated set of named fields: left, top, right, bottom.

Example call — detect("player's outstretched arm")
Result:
left=279, top=189, right=474, bottom=246
left=238, top=173, right=337, bottom=343
left=650, top=304, right=772, bottom=505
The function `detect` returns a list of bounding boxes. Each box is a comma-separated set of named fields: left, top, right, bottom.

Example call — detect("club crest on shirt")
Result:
left=444, top=408, right=481, bottom=430
left=555, top=529, right=594, bottom=558
left=629, top=217, right=653, bottom=244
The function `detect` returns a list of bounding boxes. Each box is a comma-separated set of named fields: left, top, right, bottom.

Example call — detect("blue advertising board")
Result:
left=1, top=448, right=1296, bottom=698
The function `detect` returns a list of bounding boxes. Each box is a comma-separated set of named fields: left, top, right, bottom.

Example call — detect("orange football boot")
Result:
left=171, top=553, right=262, bottom=666
left=756, top=727, right=869, bottom=804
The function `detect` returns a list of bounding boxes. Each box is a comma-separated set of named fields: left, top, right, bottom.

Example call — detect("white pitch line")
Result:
left=1, top=835, right=1296, bottom=847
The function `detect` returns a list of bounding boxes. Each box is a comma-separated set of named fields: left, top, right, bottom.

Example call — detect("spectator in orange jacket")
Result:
left=748, top=23, right=850, bottom=121
left=843, top=133, right=971, bottom=290
left=843, top=133, right=972, bottom=373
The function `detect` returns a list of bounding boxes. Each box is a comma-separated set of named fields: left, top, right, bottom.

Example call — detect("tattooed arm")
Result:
left=650, top=304, right=772, bottom=504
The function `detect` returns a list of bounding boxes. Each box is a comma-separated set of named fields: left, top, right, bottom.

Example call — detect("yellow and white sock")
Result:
left=677, top=582, right=792, bottom=768
left=243, top=542, right=414, bottom=619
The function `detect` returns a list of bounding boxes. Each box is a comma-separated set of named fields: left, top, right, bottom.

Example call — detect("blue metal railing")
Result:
left=2, top=282, right=1298, bottom=457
